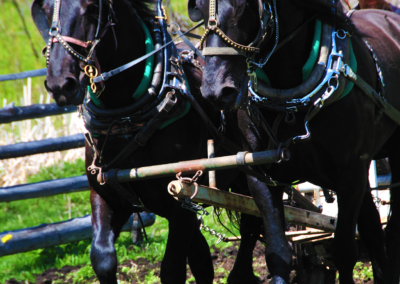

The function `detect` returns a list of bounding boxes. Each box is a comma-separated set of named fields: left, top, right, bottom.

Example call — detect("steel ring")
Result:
left=168, top=22, right=181, bottom=35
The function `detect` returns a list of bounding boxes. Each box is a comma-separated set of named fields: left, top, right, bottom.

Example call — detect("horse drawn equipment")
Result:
left=186, top=0, right=400, bottom=282
left=32, top=0, right=400, bottom=282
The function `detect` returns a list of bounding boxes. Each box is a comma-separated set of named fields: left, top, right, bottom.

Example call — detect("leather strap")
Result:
left=176, top=29, right=205, bottom=61
left=202, top=47, right=247, bottom=56
left=235, top=151, right=278, bottom=185
left=103, top=92, right=177, bottom=170
left=346, top=74, right=400, bottom=125
left=52, top=36, right=91, bottom=49
left=107, top=168, right=144, bottom=207
left=93, top=21, right=205, bottom=83
left=179, top=83, right=243, bottom=154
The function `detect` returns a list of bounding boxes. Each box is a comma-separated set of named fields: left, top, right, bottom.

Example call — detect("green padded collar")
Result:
left=88, top=17, right=154, bottom=107
left=255, top=20, right=356, bottom=100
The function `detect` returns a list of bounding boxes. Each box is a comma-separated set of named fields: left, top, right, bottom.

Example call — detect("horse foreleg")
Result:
left=386, top=151, right=400, bottom=284
left=227, top=213, right=263, bottom=284
left=160, top=203, right=200, bottom=284
left=90, top=189, right=132, bottom=284
left=187, top=220, right=214, bottom=284
left=357, top=190, right=388, bottom=283
left=331, top=165, right=367, bottom=284
left=246, top=179, right=291, bottom=284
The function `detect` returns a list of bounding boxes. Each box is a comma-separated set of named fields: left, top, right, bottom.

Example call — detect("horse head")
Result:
left=32, top=0, right=118, bottom=106
left=190, top=0, right=262, bottom=110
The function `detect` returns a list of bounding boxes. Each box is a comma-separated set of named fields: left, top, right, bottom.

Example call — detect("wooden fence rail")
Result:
left=0, top=176, right=88, bottom=203
left=0, top=75, right=157, bottom=257
left=0, top=133, right=85, bottom=159
left=0, top=102, right=77, bottom=124
left=0, top=68, right=47, bottom=82
left=0, top=212, right=155, bottom=257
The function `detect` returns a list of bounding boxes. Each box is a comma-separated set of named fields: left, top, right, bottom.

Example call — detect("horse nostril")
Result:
left=61, top=77, right=80, bottom=94
left=220, top=86, right=239, bottom=99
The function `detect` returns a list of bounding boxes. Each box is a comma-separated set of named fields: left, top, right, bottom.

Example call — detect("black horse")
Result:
left=31, top=0, right=265, bottom=283
left=190, top=0, right=400, bottom=282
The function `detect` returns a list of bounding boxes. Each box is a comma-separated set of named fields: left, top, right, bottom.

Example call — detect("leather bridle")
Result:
left=33, top=0, right=117, bottom=94
left=199, top=0, right=274, bottom=57
left=198, top=0, right=276, bottom=93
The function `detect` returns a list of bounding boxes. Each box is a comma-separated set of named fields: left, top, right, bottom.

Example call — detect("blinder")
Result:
left=31, top=0, right=51, bottom=43
left=187, top=0, right=203, bottom=22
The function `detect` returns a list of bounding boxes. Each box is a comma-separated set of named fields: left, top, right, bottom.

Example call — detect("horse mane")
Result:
left=289, top=0, right=358, bottom=35
left=122, top=0, right=156, bottom=20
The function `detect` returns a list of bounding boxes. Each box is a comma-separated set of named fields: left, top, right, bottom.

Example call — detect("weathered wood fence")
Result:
left=0, top=71, right=155, bottom=256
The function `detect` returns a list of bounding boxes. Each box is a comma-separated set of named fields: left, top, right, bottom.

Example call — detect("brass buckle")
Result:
left=246, top=59, right=258, bottom=92
left=155, top=5, right=168, bottom=20
left=84, top=65, right=99, bottom=93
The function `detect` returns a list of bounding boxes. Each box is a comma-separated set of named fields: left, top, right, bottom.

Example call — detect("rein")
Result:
left=92, top=21, right=205, bottom=84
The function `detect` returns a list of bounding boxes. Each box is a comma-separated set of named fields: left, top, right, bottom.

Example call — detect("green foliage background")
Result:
left=0, top=0, right=47, bottom=105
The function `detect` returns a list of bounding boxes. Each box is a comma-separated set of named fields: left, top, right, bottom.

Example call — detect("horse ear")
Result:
left=31, top=0, right=51, bottom=43
left=187, top=0, right=202, bottom=22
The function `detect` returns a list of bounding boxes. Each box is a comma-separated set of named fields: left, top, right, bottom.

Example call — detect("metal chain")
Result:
left=363, top=40, right=385, bottom=89
left=199, top=216, right=226, bottom=244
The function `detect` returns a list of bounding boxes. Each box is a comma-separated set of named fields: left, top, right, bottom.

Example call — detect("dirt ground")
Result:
left=6, top=242, right=267, bottom=284
left=5, top=241, right=375, bottom=284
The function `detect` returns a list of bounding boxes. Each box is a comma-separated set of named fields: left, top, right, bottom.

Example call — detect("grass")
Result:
left=0, top=158, right=241, bottom=283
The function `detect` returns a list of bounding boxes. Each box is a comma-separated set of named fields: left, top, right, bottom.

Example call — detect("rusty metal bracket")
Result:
left=175, top=171, right=209, bottom=215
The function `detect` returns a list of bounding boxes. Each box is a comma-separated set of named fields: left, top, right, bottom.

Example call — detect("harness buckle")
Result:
left=246, top=59, right=258, bottom=92
left=342, top=64, right=357, bottom=81
left=207, top=19, right=218, bottom=30
left=84, top=65, right=99, bottom=93
left=49, top=26, right=59, bottom=36
left=155, top=5, right=168, bottom=21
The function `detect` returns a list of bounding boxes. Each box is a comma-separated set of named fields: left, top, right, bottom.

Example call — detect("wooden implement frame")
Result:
left=168, top=181, right=337, bottom=232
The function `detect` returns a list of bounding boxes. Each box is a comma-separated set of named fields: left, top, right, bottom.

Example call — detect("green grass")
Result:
left=0, top=158, right=240, bottom=283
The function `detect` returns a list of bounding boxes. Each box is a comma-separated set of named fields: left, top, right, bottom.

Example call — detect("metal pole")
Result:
left=207, top=140, right=216, bottom=188
left=98, top=148, right=290, bottom=184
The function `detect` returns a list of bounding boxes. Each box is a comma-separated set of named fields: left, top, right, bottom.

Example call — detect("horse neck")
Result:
left=95, top=3, right=147, bottom=109
left=261, top=0, right=315, bottom=89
